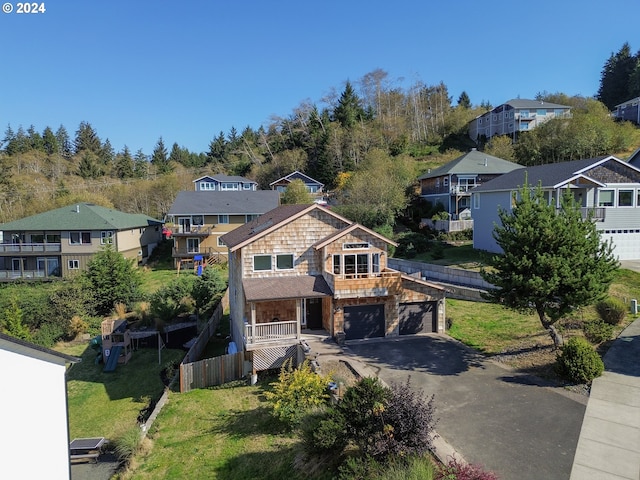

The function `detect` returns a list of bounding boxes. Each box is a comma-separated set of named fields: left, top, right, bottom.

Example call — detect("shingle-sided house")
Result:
left=0, top=203, right=163, bottom=280
left=468, top=99, right=572, bottom=142
left=269, top=171, right=325, bottom=195
left=193, top=174, right=258, bottom=191
left=0, top=333, right=79, bottom=479
left=221, top=204, right=446, bottom=371
left=418, top=149, right=522, bottom=219
left=472, top=155, right=640, bottom=260
left=166, top=190, right=280, bottom=269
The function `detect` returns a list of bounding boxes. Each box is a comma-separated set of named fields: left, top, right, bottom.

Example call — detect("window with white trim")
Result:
left=242, top=183, right=252, bottom=190
left=253, top=255, right=271, bottom=271
left=220, top=182, right=239, bottom=191
left=199, top=182, right=215, bottom=190
left=70, top=231, right=91, bottom=245
left=217, top=236, right=226, bottom=247
left=218, top=215, right=229, bottom=224
left=343, top=242, right=369, bottom=249
left=101, top=231, right=114, bottom=245
left=68, top=259, right=80, bottom=269
left=618, top=190, right=633, bottom=207
left=187, top=238, right=200, bottom=253
left=246, top=214, right=259, bottom=222
left=598, top=189, right=614, bottom=207
left=473, top=193, right=480, bottom=209
left=276, top=254, right=294, bottom=270
left=192, top=215, right=204, bottom=226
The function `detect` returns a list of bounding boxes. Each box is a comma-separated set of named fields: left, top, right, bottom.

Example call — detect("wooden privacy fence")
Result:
left=180, top=351, right=252, bottom=392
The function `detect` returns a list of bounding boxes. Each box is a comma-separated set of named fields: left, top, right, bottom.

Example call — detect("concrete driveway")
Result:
left=346, top=335, right=587, bottom=480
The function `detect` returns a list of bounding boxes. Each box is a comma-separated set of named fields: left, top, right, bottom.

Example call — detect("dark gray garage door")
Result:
left=343, top=304, right=385, bottom=340
left=399, top=302, right=436, bottom=335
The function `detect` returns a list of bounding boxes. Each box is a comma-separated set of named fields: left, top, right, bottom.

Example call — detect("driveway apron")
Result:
left=346, top=335, right=586, bottom=480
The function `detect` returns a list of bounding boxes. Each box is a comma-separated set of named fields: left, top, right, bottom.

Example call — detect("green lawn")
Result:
left=60, top=342, right=185, bottom=440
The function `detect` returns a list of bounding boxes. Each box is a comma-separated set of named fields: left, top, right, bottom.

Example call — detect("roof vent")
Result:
left=75, top=204, right=80, bottom=213
left=484, top=158, right=488, bottom=167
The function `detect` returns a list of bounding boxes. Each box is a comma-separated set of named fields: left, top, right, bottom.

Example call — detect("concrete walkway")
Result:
left=570, top=319, right=640, bottom=480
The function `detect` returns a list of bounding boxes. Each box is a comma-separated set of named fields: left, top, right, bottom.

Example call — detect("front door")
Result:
left=305, top=298, right=323, bottom=329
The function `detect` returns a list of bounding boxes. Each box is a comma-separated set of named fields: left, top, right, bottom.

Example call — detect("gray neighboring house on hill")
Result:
left=612, top=96, right=640, bottom=125
left=193, top=174, right=258, bottom=191
left=0, top=203, right=163, bottom=280
left=471, top=155, right=640, bottom=261
left=166, top=190, right=280, bottom=268
left=468, top=98, right=572, bottom=142
left=418, top=149, right=522, bottom=219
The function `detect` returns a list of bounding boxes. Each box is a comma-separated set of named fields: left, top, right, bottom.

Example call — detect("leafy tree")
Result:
left=484, top=135, right=516, bottom=161
left=2, top=294, right=31, bottom=340
left=481, top=183, right=619, bottom=347
left=47, top=277, right=94, bottom=335
left=74, top=121, right=101, bottom=155
left=280, top=179, right=313, bottom=205
left=84, top=245, right=143, bottom=316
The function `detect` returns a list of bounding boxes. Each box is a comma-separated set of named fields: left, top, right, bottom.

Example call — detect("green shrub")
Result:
left=583, top=319, right=615, bottom=344
left=435, top=457, right=498, bottom=480
left=556, top=337, right=604, bottom=383
left=595, top=297, right=627, bottom=325
left=32, top=322, right=65, bottom=347
left=302, top=408, right=348, bottom=454
left=265, top=359, right=332, bottom=428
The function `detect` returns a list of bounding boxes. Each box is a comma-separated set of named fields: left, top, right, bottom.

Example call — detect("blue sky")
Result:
left=1, top=0, right=638, bottom=155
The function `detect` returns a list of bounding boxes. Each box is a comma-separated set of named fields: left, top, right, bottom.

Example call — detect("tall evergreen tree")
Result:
left=114, top=145, right=134, bottom=179
left=2, top=124, right=15, bottom=153
left=42, top=126, right=59, bottom=155
left=334, top=81, right=366, bottom=128
left=55, top=125, right=72, bottom=158
left=100, top=138, right=115, bottom=167
left=457, top=91, right=472, bottom=109
left=77, top=151, right=102, bottom=179
left=207, top=131, right=227, bottom=163
left=481, top=183, right=618, bottom=347
left=27, top=125, right=44, bottom=151
left=133, top=149, right=148, bottom=178
left=597, top=42, right=637, bottom=109
left=74, top=121, right=101, bottom=155
left=151, top=136, right=172, bottom=174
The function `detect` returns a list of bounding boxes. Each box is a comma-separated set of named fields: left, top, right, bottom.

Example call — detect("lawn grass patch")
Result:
left=59, top=341, right=185, bottom=440
left=123, top=383, right=326, bottom=480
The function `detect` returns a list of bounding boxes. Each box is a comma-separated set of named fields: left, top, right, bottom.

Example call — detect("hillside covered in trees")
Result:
left=1, top=44, right=639, bottom=230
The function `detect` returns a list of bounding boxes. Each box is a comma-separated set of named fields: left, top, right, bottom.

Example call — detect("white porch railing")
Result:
left=245, top=320, right=298, bottom=345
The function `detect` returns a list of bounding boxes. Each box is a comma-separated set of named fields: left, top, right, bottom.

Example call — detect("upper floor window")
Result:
left=246, top=214, right=259, bottom=222
left=276, top=254, right=294, bottom=270
left=46, top=233, right=61, bottom=243
left=192, top=215, right=204, bottom=226
left=618, top=190, right=633, bottom=207
left=101, top=231, right=114, bottom=245
left=473, top=193, right=480, bottom=209
left=443, top=178, right=449, bottom=187
left=70, top=231, right=91, bottom=245
left=199, top=182, right=215, bottom=190
left=217, top=236, right=226, bottom=247
left=537, top=109, right=546, bottom=116
left=253, top=255, right=272, bottom=271
left=598, top=189, right=614, bottom=207
left=218, top=215, right=229, bottom=224
left=343, top=242, right=370, bottom=249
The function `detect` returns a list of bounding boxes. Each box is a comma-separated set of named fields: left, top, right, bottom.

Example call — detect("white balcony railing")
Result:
left=245, top=320, right=298, bottom=345
left=0, top=243, right=62, bottom=253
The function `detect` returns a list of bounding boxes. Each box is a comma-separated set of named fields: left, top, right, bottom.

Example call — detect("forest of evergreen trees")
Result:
left=1, top=44, right=638, bottom=229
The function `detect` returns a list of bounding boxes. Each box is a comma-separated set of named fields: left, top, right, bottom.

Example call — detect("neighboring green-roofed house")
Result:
left=418, top=148, right=521, bottom=220
left=0, top=203, right=163, bottom=280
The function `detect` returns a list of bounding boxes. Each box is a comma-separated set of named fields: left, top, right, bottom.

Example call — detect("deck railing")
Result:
left=0, top=243, right=61, bottom=253
left=0, top=270, right=58, bottom=280
left=245, top=320, right=298, bottom=345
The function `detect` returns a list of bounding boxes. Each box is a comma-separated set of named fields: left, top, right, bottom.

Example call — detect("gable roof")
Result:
left=418, top=150, right=522, bottom=180
left=501, top=99, right=571, bottom=110
left=0, top=203, right=162, bottom=232
left=0, top=332, right=80, bottom=366
left=168, top=191, right=280, bottom=216
left=221, top=203, right=352, bottom=252
left=314, top=223, right=398, bottom=249
left=269, top=171, right=324, bottom=187
left=192, top=174, right=257, bottom=184
left=473, top=155, right=639, bottom=193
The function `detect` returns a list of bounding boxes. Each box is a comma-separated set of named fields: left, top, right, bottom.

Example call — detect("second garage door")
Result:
left=399, top=302, right=436, bottom=335
left=343, top=304, right=385, bottom=340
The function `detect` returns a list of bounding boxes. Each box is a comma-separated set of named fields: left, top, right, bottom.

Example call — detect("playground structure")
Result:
left=101, top=319, right=133, bottom=372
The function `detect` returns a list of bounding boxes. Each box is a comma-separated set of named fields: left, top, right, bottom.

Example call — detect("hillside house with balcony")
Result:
left=468, top=99, right=571, bottom=142
left=472, top=155, right=640, bottom=260
left=419, top=149, right=521, bottom=227
left=0, top=203, right=162, bottom=281
left=193, top=174, right=258, bottom=191
left=221, top=204, right=446, bottom=371
left=166, top=190, right=279, bottom=269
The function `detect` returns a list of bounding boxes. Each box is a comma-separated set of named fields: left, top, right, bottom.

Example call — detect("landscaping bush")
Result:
left=555, top=337, right=604, bottom=384
left=595, top=297, right=628, bottom=325
left=435, top=457, right=498, bottom=480
left=583, top=319, right=615, bottom=344
left=396, top=232, right=431, bottom=258
left=113, top=427, right=143, bottom=464
left=265, top=359, right=333, bottom=428
left=301, top=408, right=348, bottom=453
